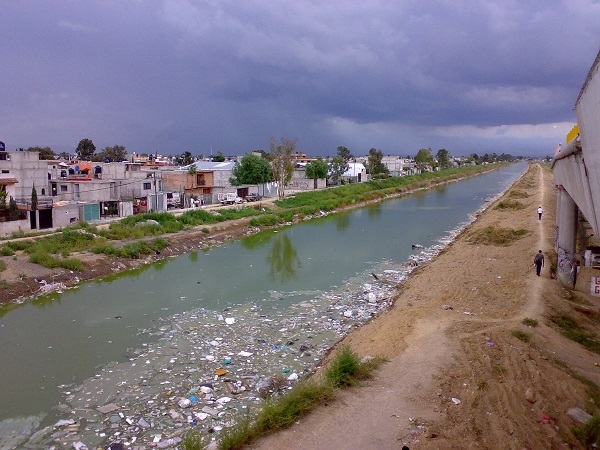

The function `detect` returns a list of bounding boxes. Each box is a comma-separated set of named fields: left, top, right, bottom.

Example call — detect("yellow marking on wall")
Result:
left=567, top=125, right=579, bottom=144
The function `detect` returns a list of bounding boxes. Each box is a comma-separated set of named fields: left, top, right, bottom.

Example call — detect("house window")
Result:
left=60, top=185, right=68, bottom=192
left=1, top=170, right=8, bottom=174
left=41, top=188, right=45, bottom=195
left=74, top=184, right=80, bottom=199
left=143, top=182, right=152, bottom=190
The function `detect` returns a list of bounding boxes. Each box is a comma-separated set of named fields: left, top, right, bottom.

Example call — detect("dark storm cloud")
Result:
left=1, top=0, right=599, bottom=157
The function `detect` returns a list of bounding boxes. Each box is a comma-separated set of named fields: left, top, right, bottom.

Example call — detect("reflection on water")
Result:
left=334, top=213, right=351, bottom=231
left=367, top=202, right=383, bottom=219
left=267, top=232, right=301, bottom=281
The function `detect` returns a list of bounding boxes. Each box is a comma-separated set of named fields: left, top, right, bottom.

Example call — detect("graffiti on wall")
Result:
left=288, top=180, right=310, bottom=190
left=557, top=246, right=576, bottom=287
left=591, top=276, right=600, bottom=296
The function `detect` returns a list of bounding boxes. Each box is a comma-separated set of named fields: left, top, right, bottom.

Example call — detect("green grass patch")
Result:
left=508, top=189, right=529, bottom=198
left=323, top=344, right=362, bottom=388
left=0, top=260, right=6, bottom=272
left=28, top=252, right=84, bottom=271
left=494, top=199, right=526, bottom=210
left=511, top=330, right=531, bottom=342
left=550, top=314, right=600, bottom=354
left=572, top=415, right=600, bottom=448
left=522, top=317, right=538, bottom=327
left=468, top=226, right=529, bottom=246
left=0, top=246, right=15, bottom=256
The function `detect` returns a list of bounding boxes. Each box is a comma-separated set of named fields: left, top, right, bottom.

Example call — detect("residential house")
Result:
left=381, top=156, right=416, bottom=176
left=343, top=162, right=367, bottom=183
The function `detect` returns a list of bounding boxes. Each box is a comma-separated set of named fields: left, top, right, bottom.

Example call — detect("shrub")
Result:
left=511, top=330, right=531, bottom=342
left=572, top=415, right=600, bottom=447
left=324, top=345, right=362, bottom=388
left=0, top=246, right=15, bottom=256
left=494, top=199, right=526, bottom=210
left=522, top=317, right=538, bottom=327
left=250, top=215, right=279, bottom=227
left=61, top=258, right=84, bottom=271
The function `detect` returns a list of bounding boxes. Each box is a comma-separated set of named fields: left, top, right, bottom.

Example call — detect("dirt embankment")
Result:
left=250, top=163, right=600, bottom=449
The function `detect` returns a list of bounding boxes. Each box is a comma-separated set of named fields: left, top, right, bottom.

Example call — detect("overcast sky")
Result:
left=2, top=1, right=599, bottom=158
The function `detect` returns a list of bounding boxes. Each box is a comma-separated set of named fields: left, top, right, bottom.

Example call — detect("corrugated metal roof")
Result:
left=181, top=161, right=236, bottom=171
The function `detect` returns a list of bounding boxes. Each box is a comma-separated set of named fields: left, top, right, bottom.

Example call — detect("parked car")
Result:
left=245, top=193, right=263, bottom=202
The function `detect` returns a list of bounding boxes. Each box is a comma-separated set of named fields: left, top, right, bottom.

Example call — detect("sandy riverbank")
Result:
left=250, top=163, right=600, bottom=449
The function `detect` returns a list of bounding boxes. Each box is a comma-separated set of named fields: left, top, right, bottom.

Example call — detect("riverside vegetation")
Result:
left=0, top=163, right=505, bottom=283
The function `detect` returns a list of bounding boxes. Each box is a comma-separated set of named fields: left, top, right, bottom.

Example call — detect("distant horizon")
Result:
left=3, top=2, right=597, bottom=160
left=3, top=143, right=548, bottom=162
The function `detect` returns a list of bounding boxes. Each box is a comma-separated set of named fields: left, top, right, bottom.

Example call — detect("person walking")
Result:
left=537, top=206, right=543, bottom=220
left=534, top=250, right=544, bottom=276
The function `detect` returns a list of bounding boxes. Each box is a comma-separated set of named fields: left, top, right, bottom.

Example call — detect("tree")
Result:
left=76, top=138, right=96, bottom=160
left=436, top=148, right=452, bottom=169
left=27, top=146, right=55, bottom=160
left=96, top=145, right=127, bottom=162
left=305, top=158, right=329, bottom=189
left=230, top=153, right=273, bottom=186
left=328, top=156, right=348, bottom=184
left=0, top=190, right=7, bottom=212
left=9, top=196, right=18, bottom=220
left=175, top=151, right=194, bottom=166
left=212, top=151, right=226, bottom=162
left=270, top=137, right=297, bottom=199
left=58, top=151, right=71, bottom=161
left=415, top=148, right=434, bottom=171
left=31, top=185, right=38, bottom=211
left=336, top=146, right=353, bottom=162
left=367, top=148, right=389, bottom=179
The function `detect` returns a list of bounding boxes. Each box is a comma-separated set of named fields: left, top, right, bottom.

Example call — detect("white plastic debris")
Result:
left=178, top=398, right=192, bottom=408
left=225, top=317, right=236, bottom=324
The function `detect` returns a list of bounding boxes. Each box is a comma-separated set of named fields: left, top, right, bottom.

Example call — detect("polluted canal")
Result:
left=0, top=163, right=527, bottom=449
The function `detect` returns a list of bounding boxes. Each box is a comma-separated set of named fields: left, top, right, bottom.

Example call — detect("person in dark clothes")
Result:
left=534, top=250, right=544, bottom=276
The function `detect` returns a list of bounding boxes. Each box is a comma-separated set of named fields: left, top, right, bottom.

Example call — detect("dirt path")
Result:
left=251, top=164, right=598, bottom=449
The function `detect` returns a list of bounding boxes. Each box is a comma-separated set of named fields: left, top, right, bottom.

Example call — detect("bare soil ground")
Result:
left=249, top=164, right=600, bottom=449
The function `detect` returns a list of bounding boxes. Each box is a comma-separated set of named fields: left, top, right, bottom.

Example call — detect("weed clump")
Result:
left=572, top=415, right=600, bottom=448
left=511, top=330, right=531, bottom=342
left=468, top=226, right=529, bottom=246
left=550, top=314, right=600, bottom=354
left=522, top=317, right=538, bottom=327
left=494, top=199, right=526, bottom=210
left=324, top=345, right=362, bottom=388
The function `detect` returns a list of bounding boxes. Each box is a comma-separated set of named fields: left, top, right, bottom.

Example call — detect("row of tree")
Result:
left=25, top=139, right=514, bottom=174
left=229, top=142, right=393, bottom=197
